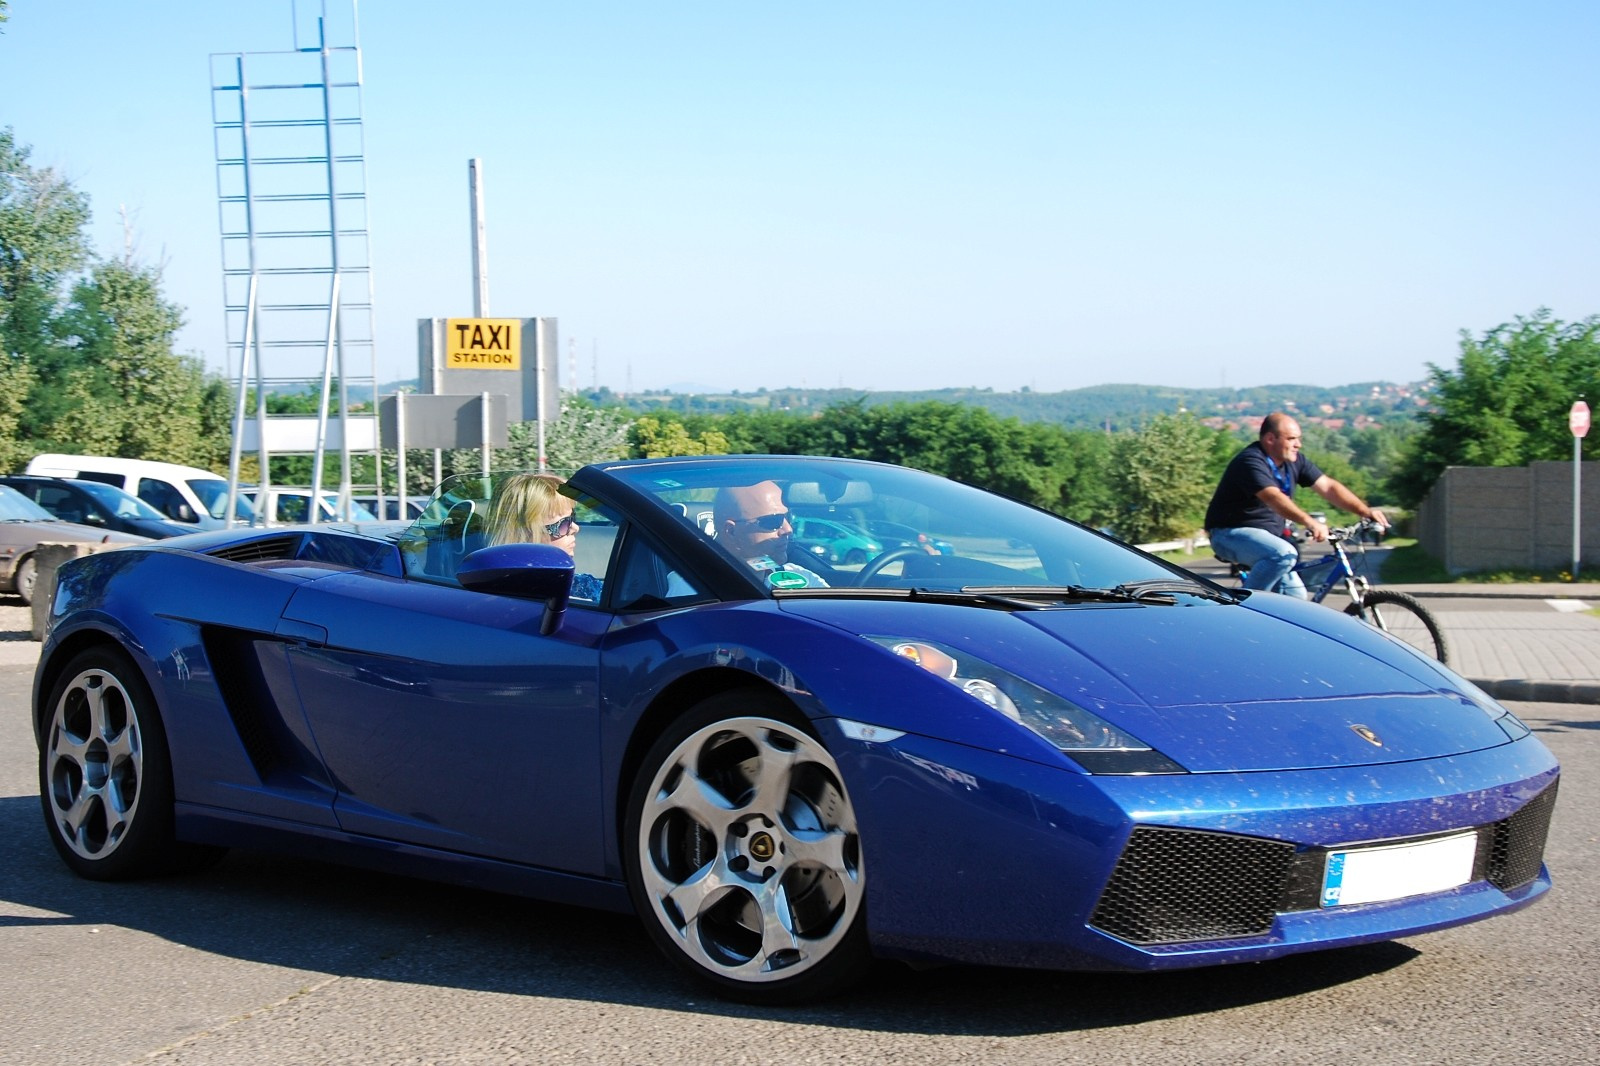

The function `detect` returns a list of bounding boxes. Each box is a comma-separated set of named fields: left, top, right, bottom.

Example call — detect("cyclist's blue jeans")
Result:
left=1208, top=526, right=1307, bottom=599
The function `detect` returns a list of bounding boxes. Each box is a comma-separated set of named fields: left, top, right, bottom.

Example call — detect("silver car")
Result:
left=0, top=485, right=149, bottom=604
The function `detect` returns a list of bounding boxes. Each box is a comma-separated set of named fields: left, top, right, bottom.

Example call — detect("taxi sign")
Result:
left=1571, top=400, right=1591, bottom=439
left=445, top=318, right=521, bottom=370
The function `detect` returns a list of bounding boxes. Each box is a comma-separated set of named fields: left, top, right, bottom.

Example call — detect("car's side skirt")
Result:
left=175, top=805, right=634, bottom=914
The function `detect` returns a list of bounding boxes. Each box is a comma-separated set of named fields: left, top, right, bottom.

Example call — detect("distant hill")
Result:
left=594, top=380, right=1434, bottom=433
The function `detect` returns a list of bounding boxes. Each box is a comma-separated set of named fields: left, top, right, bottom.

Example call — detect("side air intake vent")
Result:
left=208, top=535, right=300, bottom=564
left=1485, top=781, right=1558, bottom=892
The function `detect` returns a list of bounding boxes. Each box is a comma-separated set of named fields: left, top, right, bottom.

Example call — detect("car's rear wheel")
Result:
left=624, top=691, right=869, bottom=1004
left=39, top=647, right=223, bottom=880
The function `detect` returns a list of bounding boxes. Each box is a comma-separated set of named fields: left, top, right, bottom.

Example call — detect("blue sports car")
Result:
left=34, top=456, right=1558, bottom=1004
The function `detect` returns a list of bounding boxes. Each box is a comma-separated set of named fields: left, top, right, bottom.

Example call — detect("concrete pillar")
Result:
left=30, top=542, right=120, bottom=641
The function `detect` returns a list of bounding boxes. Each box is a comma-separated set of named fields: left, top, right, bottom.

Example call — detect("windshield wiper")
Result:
left=773, top=583, right=1225, bottom=609
left=1113, top=578, right=1239, bottom=604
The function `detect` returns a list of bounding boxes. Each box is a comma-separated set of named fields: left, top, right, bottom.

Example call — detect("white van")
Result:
left=24, top=454, right=258, bottom=529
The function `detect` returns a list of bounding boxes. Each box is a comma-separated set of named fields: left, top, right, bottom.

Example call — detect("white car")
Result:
left=243, top=488, right=379, bottom=525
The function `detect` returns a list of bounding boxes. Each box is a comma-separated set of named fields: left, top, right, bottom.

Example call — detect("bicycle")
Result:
left=1217, top=519, right=1449, bottom=664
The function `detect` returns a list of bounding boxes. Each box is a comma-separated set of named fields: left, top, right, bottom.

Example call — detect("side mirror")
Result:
left=172, top=502, right=197, bottom=523
left=458, top=543, right=575, bottom=635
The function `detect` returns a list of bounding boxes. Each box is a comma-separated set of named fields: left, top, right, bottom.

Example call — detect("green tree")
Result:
left=1105, top=413, right=1219, bottom=543
left=628, top=415, right=730, bottom=458
left=1392, top=310, right=1600, bottom=505
left=45, top=258, right=212, bottom=462
left=2, top=127, right=92, bottom=467
left=1, top=129, right=92, bottom=361
left=442, top=397, right=634, bottom=477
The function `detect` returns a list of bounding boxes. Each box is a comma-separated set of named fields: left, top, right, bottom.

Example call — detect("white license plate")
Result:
left=1320, top=832, right=1478, bottom=907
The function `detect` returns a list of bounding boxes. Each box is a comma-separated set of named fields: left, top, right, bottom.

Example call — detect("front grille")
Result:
left=1485, top=781, right=1558, bottom=891
left=208, top=535, right=300, bottom=564
left=1092, top=780, right=1558, bottom=947
left=1091, top=827, right=1295, bottom=944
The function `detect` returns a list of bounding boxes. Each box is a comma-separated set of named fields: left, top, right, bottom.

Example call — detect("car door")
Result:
left=275, top=569, right=611, bottom=876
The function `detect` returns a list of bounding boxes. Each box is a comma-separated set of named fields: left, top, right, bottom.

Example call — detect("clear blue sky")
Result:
left=3, top=0, right=1597, bottom=395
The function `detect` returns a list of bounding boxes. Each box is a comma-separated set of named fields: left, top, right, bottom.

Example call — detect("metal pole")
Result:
left=395, top=390, right=407, bottom=518
left=311, top=272, right=342, bottom=524
left=1576, top=432, right=1583, bottom=579
left=317, top=17, right=353, bottom=521
left=469, top=158, right=489, bottom=316
left=481, top=391, right=492, bottom=474
left=536, top=320, right=548, bottom=472
left=227, top=275, right=258, bottom=531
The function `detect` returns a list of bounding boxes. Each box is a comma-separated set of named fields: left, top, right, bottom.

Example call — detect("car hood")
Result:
left=780, top=596, right=1512, bottom=773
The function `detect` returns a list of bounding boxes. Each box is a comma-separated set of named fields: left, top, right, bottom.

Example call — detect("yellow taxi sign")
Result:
left=445, top=318, right=521, bottom=369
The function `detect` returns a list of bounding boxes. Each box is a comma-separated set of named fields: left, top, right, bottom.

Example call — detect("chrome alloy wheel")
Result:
left=44, top=666, right=145, bottom=861
left=635, top=715, right=864, bottom=987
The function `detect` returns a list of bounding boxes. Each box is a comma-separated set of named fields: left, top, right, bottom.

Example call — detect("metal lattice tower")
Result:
left=210, top=0, right=379, bottom=523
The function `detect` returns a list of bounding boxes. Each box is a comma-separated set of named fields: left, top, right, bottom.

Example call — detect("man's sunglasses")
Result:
left=740, top=511, right=791, bottom=532
left=543, top=515, right=579, bottom=538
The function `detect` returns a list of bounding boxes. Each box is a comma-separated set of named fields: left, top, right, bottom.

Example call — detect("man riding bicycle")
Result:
left=1205, top=412, right=1388, bottom=599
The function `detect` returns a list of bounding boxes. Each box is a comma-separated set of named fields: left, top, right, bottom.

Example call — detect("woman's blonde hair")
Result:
left=486, top=472, right=567, bottom=546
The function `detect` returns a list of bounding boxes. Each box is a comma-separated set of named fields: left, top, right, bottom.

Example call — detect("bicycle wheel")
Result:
left=1344, top=589, right=1449, bottom=665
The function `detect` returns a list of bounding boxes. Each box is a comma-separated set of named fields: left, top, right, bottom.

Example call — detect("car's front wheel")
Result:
left=14, top=555, right=36, bottom=605
left=39, top=647, right=222, bottom=880
left=624, top=691, right=869, bottom=1004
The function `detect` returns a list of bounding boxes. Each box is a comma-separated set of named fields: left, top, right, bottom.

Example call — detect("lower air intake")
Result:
left=1090, top=827, right=1295, bottom=944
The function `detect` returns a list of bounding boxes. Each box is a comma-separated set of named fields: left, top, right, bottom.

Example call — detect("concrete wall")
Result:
left=1416, top=461, right=1600, bottom=574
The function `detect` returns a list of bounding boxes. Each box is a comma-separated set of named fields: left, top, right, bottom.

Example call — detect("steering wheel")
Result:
left=854, top=546, right=929, bottom=585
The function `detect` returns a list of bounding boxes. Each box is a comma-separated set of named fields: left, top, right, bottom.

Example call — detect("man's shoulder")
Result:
left=1225, top=442, right=1269, bottom=471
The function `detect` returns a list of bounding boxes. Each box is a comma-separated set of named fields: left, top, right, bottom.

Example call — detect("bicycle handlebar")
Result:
left=1327, top=517, right=1386, bottom=543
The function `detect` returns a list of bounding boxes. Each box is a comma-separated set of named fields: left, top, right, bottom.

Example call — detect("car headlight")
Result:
left=868, top=637, right=1184, bottom=774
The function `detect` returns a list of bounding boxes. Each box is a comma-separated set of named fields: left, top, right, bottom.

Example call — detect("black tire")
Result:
left=38, top=647, right=224, bottom=880
left=844, top=549, right=867, bottom=566
left=14, top=555, right=36, bottom=606
left=623, top=690, right=870, bottom=1004
left=1344, top=589, right=1449, bottom=664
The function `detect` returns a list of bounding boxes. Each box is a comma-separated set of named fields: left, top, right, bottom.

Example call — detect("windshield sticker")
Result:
left=768, top=569, right=809, bottom=589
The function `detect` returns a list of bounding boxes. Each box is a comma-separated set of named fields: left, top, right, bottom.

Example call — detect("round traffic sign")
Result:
left=1572, top=400, right=1591, bottom=439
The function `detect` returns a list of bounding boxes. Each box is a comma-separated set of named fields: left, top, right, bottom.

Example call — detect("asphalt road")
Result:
left=2, top=661, right=1596, bottom=1066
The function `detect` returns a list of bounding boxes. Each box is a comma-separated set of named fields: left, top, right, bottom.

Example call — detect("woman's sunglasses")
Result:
left=543, top=515, right=579, bottom=538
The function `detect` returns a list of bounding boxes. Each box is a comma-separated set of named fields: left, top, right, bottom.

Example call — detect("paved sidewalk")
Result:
left=1381, top=582, right=1600, bottom=705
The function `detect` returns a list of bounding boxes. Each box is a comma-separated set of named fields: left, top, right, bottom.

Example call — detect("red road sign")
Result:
left=1572, top=400, right=1591, bottom=439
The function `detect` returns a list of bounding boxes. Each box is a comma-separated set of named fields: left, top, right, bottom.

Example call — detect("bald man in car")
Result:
left=712, top=480, right=829, bottom=588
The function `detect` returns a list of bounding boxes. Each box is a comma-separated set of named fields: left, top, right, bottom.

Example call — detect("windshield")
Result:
left=190, top=478, right=258, bottom=521
left=72, top=479, right=170, bottom=521
left=605, top=457, right=1185, bottom=593
left=0, top=484, right=57, bottom=522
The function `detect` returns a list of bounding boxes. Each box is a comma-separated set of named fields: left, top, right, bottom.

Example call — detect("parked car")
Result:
left=0, top=485, right=148, bottom=604
left=353, top=494, right=430, bottom=521
left=0, top=475, right=195, bottom=540
left=242, top=488, right=379, bottom=525
left=25, top=454, right=256, bottom=528
left=789, top=515, right=883, bottom=565
left=33, top=455, right=1557, bottom=1004
left=865, top=518, right=954, bottom=555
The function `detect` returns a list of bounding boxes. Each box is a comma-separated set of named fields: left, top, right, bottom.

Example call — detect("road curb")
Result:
left=1468, top=677, right=1600, bottom=705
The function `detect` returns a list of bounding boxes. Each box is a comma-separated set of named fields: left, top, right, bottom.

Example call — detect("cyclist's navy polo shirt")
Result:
left=1204, top=441, right=1324, bottom=534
